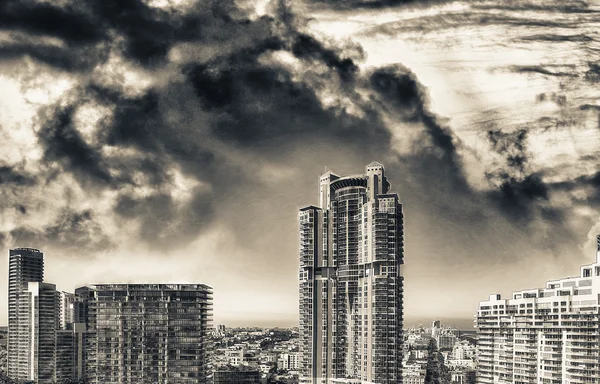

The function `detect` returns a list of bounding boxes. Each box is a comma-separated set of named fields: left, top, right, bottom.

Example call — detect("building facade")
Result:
left=278, top=352, right=299, bottom=370
left=56, top=323, right=87, bottom=381
left=7, top=248, right=59, bottom=384
left=59, top=291, right=76, bottom=329
left=83, top=283, right=213, bottom=384
left=299, top=162, right=404, bottom=384
left=476, top=236, right=600, bottom=383
left=7, top=248, right=44, bottom=379
left=213, top=368, right=260, bottom=384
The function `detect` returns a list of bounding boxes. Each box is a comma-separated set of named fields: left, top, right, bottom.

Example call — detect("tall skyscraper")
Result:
left=299, top=162, right=404, bottom=384
left=7, top=248, right=58, bottom=383
left=83, top=283, right=213, bottom=384
left=476, top=235, right=600, bottom=384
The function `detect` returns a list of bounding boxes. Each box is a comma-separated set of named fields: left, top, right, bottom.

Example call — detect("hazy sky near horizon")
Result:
left=1, top=0, right=600, bottom=328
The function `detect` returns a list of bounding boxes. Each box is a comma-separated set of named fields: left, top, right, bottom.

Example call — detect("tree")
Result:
left=424, top=338, right=450, bottom=384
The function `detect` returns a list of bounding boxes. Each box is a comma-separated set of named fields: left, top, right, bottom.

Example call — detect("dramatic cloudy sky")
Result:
left=0, top=0, right=599, bottom=328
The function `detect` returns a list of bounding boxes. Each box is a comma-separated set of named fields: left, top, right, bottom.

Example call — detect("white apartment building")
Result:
left=278, top=353, right=299, bottom=370
left=476, top=236, right=600, bottom=383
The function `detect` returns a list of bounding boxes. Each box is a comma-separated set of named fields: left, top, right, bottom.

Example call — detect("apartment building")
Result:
left=83, top=283, right=213, bottom=384
left=7, top=248, right=58, bottom=384
left=299, top=162, right=404, bottom=384
left=476, top=236, right=600, bottom=383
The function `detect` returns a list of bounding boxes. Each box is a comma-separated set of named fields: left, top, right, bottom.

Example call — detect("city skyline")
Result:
left=1, top=0, right=600, bottom=331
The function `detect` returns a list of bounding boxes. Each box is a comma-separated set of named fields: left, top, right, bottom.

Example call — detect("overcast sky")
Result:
left=1, top=0, right=599, bottom=329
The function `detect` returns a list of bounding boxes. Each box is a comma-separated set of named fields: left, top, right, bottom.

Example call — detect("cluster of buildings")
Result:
left=210, top=327, right=299, bottom=383
left=1, top=162, right=405, bottom=384
left=6, top=248, right=213, bottom=384
left=402, top=322, right=476, bottom=384
left=7, top=162, right=600, bottom=384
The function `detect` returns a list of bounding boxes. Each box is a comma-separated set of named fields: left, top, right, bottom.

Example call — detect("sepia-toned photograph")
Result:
left=0, top=0, right=599, bottom=383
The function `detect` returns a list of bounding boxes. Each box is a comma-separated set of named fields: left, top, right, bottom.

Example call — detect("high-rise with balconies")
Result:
left=82, top=283, right=213, bottom=384
left=299, top=162, right=404, bottom=384
left=7, top=248, right=58, bottom=384
left=476, top=235, right=600, bottom=384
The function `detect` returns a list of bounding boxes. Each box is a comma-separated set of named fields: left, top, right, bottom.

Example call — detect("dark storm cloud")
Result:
left=535, top=92, right=567, bottom=106
left=3, top=0, right=590, bottom=260
left=0, top=43, right=110, bottom=72
left=368, top=65, right=462, bottom=170
left=0, top=165, right=36, bottom=185
left=7, top=209, right=114, bottom=253
left=0, top=0, right=281, bottom=68
left=0, top=0, right=105, bottom=45
left=484, top=129, right=556, bottom=223
left=509, top=65, right=577, bottom=78
left=114, top=189, right=214, bottom=249
left=472, top=1, right=600, bottom=14
left=515, top=33, right=595, bottom=43
left=185, top=59, right=388, bottom=147
left=304, top=0, right=448, bottom=11
left=291, top=34, right=361, bottom=81
left=585, top=63, right=600, bottom=83
left=37, top=104, right=115, bottom=187
left=579, top=104, right=600, bottom=111
left=487, top=129, right=528, bottom=173
left=361, top=12, right=580, bottom=37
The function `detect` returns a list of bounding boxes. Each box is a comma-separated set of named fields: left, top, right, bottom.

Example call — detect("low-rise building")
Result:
left=278, top=352, right=299, bottom=370
left=402, top=362, right=426, bottom=384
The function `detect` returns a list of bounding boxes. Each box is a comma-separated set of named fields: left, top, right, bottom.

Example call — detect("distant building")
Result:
left=450, top=340, right=475, bottom=361
left=404, top=375, right=426, bottom=384
left=278, top=352, right=299, bottom=370
left=449, top=368, right=475, bottom=384
left=447, top=340, right=476, bottom=370
left=0, top=326, right=7, bottom=372
left=402, top=362, right=426, bottom=384
left=435, top=328, right=457, bottom=350
left=83, top=283, right=213, bottom=384
left=225, top=348, right=245, bottom=366
left=259, top=362, right=275, bottom=375
left=213, top=367, right=260, bottom=384
left=476, top=235, right=600, bottom=383
left=58, top=291, right=75, bottom=329
left=299, top=162, right=404, bottom=384
left=431, top=320, right=441, bottom=338
left=73, top=286, right=94, bottom=324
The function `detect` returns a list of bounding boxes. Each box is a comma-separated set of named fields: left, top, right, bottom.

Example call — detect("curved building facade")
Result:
left=299, top=162, right=404, bottom=384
